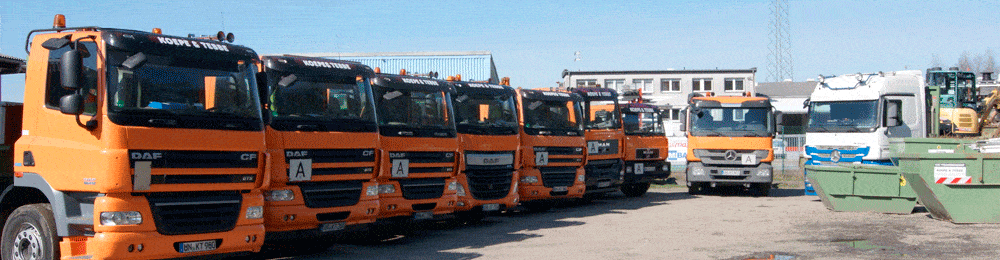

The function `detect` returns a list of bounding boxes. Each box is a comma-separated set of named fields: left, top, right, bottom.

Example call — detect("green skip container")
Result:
left=805, top=164, right=917, bottom=214
left=895, top=137, right=1000, bottom=224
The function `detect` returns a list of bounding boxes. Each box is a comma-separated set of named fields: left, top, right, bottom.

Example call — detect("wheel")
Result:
left=2, top=204, right=59, bottom=260
left=750, top=183, right=771, bottom=197
left=621, top=183, right=650, bottom=197
left=522, top=201, right=553, bottom=212
left=687, top=182, right=705, bottom=195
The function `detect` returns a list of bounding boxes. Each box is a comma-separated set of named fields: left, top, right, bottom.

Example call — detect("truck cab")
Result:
left=683, top=93, right=775, bottom=196
left=449, top=78, right=519, bottom=220
left=1, top=17, right=267, bottom=259
left=258, top=55, right=380, bottom=241
left=802, top=71, right=926, bottom=195
left=572, top=87, right=625, bottom=198
left=619, top=102, right=670, bottom=197
left=370, top=72, right=459, bottom=223
left=516, top=89, right=586, bottom=210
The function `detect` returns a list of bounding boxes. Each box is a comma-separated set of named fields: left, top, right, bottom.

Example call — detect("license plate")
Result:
left=179, top=240, right=217, bottom=253
left=598, top=181, right=611, bottom=188
left=552, top=186, right=568, bottom=192
left=482, top=203, right=500, bottom=211
left=414, top=211, right=433, bottom=220
left=320, top=222, right=346, bottom=232
left=722, top=169, right=741, bottom=176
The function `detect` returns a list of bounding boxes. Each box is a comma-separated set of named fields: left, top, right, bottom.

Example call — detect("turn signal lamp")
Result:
left=53, top=14, right=66, bottom=28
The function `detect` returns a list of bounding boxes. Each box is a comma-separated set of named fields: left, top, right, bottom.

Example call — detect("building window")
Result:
left=632, top=79, right=653, bottom=93
left=605, top=79, right=625, bottom=91
left=660, top=78, right=680, bottom=92
left=692, top=78, right=712, bottom=92
left=724, top=78, right=745, bottom=92
left=664, top=108, right=682, bottom=121
left=576, top=79, right=597, bottom=87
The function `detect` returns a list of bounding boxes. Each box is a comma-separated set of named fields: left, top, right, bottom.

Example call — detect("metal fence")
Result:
left=773, top=134, right=805, bottom=172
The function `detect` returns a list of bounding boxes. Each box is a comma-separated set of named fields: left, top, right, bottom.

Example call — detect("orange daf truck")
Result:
left=618, top=100, right=671, bottom=197
left=516, top=89, right=586, bottom=211
left=681, top=92, right=776, bottom=196
left=0, top=16, right=268, bottom=259
left=369, top=70, right=459, bottom=224
left=257, top=55, right=380, bottom=242
left=571, top=87, right=625, bottom=199
left=448, top=77, right=519, bottom=221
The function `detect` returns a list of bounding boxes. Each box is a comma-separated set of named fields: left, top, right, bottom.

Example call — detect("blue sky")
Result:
left=0, top=0, right=997, bottom=102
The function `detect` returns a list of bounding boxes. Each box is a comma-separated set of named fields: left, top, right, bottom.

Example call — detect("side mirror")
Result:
left=678, top=109, right=687, bottom=131
left=59, top=94, right=84, bottom=115
left=802, top=98, right=810, bottom=109
left=885, top=100, right=902, bottom=127
left=773, top=111, right=783, bottom=135
left=60, top=49, right=82, bottom=89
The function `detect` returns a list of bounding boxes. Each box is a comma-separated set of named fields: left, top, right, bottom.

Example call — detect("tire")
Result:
left=2, top=204, right=59, bottom=260
left=750, top=183, right=771, bottom=197
left=621, top=183, right=650, bottom=197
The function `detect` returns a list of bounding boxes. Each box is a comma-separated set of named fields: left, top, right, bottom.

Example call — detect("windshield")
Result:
left=623, top=109, right=665, bottom=135
left=453, top=92, right=518, bottom=135
left=807, top=100, right=878, bottom=132
left=268, top=72, right=375, bottom=130
left=690, top=107, right=773, bottom=137
left=373, top=87, right=453, bottom=130
left=584, top=100, right=620, bottom=130
left=522, top=98, right=582, bottom=131
left=107, top=51, right=261, bottom=130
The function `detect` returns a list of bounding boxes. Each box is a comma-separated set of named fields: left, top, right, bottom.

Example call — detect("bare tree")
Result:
left=931, top=54, right=944, bottom=68
left=985, top=48, right=996, bottom=73
left=958, top=51, right=973, bottom=71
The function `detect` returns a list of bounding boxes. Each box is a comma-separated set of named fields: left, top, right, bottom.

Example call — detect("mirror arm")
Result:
left=75, top=114, right=97, bottom=130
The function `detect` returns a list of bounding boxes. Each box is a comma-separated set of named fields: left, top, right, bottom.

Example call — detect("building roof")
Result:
left=0, top=53, right=26, bottom=75
left=562, top=68, right=757, bottom=77
left=755, top=81, right=816, bottom=98
left=282, top=51, right=498, bottom=83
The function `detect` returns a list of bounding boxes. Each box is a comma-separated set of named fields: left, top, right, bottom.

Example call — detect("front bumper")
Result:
left=263, top=197, right=379, bottom=239
left=517, top=167, right=585, bottom=201
left=623, top=160, right=671, bottom=184
left=584, top=159, right=624, bottom=194
left=686, top=162, right=773, bottom=185
left=61, top=225, right=264, bottom=260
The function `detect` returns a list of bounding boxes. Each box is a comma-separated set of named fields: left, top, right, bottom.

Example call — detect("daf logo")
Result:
left=724, top=150, right=738, bottom=161
left=389, top=152, right=407, bottom=158
left=830, top=150, right=841, bottom=163
left=241, top=153, right=258, bottom=161
left=285, top=150, right=308, bottom=157
left=131, top=152, right=163, bottom=160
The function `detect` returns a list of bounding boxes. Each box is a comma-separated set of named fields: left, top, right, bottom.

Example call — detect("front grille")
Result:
left=148, top=174, right=256, bottom=184
left=413, top=203, right=436, bottom=211
left=549, top=158, right=583, bottom=163
left=284, top=149, right=376, bottom=163
left=539, top=166, right=577, bottom=187
left=694, top=149, right=768, bottom=165
left=388, top=151, right=455, bottom=163
left=399, top=178, right=446, bottom=200
left=585, top=159, right=622, bottom=181
left=129, top=150, right=258, bottom=168
left=534, top=146, right=584, bottom=155
left=147, top=191, right=241, bottom=235
left=466, top=169, right=513, bottom=200
left=296, top=181, right=364, bottom=208
left=316, top=212, right=351, bottom=222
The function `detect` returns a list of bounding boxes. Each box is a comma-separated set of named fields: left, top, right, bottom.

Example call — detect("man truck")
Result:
left=619, top=101, right=671, bottom=197
left=682, top=92, right=776, bottom=196
left=449, top=76, right=519, bottom=221
left=1, top=16, right=268, bottom=259
left=516, top=89, right=586, bottom=211
left=258, top=55, right=380, bottom=242
left=572, top=87, right=625, bottom=199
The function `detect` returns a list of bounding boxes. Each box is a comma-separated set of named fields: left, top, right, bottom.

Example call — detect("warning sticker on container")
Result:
left=933, top=163, right=971, bottom=184
left=927, top=149, right=954, bottom=154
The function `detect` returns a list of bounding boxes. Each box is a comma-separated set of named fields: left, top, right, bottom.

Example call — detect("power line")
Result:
left=767, top=0, right=793, bottom=82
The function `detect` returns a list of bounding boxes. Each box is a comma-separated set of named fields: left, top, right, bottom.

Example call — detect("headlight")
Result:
left=521, top=176, right=539, bottom=184
left=100, top=211, right=142, bottom=226
left=456, top=183, right=466, bottom=196
left=266, top=189, right=295, bottom=201
left=577, top=174, right=585, bottom=182
left=365, top=184, right=379, bottom=196
left=448, top=181, right=459, bottom=191
left=378, top=184, right=396, bottom=194
left=691, top=166, right=705, bottom=176
left=757, top=168, right=771, bottom=177
left=246, top=206, right=263, bottom=219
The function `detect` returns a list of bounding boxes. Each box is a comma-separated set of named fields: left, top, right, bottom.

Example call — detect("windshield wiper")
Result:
left=695, top=129, right=725, bottom=137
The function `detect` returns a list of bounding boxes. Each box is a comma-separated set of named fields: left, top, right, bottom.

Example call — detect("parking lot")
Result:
left=248, top=178, right=1000, bottom=260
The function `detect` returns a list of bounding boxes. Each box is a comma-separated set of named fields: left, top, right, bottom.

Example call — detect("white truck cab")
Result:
left=803, top=71, right=926, bottom=194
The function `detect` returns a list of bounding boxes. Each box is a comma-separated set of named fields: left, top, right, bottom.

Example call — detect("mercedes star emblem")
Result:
left=725, top=150, right=738, bottom=161
left=831, top=150, right=841, bottom=163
